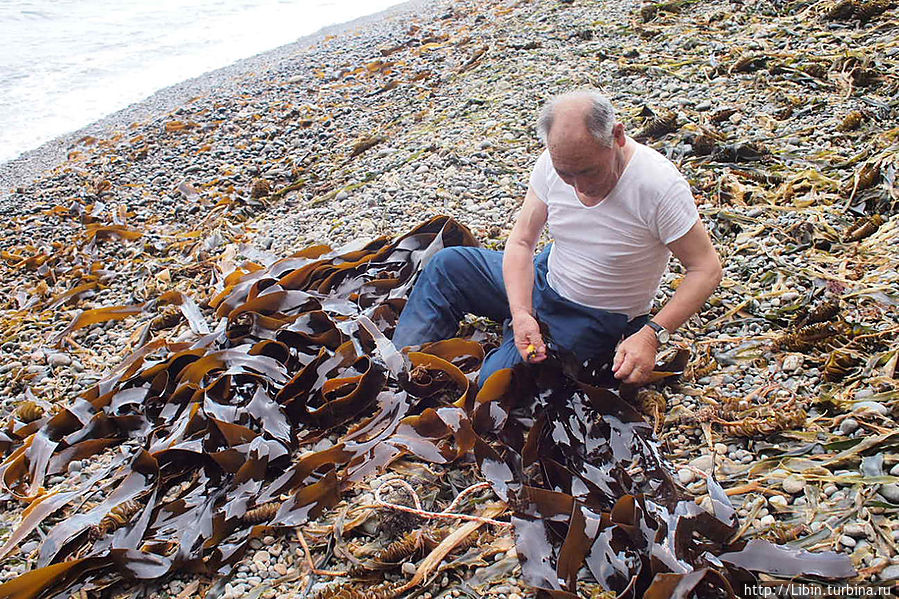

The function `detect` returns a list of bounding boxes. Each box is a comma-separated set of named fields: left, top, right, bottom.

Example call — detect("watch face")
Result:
left=657, top=329, right=670, bottom=344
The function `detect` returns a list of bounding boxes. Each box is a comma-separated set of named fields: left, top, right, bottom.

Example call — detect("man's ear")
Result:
left=613, top=123, right=626, bottom=145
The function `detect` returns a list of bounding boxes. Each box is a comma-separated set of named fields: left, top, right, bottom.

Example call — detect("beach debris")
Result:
left=349, top=135, right=386, bottom=158
left=825, top=0, right=894, bottom=23
left=250, top=178, right=272, bottom=199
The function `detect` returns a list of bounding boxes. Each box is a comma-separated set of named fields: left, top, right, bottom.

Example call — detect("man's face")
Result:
left=549, top=138, right=618, bottom=204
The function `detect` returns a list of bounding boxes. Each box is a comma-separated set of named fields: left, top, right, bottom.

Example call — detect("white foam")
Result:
left=0, top=0, right=404, bottom=163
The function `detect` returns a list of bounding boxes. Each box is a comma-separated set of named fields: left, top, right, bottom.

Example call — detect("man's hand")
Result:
left=512, top=312, right=547, bottom=363
left=612, top=326, right=658, bottom=384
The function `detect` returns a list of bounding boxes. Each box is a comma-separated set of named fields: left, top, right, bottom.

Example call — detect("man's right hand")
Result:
left=512, top=312, right=547, bottom=363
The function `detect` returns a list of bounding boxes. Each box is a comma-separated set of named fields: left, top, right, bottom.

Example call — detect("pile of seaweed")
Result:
left=0, top=217, right=855, bottom=598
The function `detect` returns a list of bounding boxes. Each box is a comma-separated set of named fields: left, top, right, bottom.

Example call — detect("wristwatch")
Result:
left=646, top=321, right=670, bottom=345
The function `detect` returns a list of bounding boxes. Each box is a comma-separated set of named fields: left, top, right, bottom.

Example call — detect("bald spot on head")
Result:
left=545, top=96, right=601, bottom=155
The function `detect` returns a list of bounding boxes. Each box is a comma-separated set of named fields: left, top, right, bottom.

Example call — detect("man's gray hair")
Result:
left=536, top=90, right=617, bottom=147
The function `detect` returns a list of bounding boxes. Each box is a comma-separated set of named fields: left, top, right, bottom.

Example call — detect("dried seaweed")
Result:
left=88, top=499, right=142, bottom=540
left=843, top=214, right=884, bottom=241
left=774, top=322, right=841, bottom=351
left=634, top=110, right=679, bottom=142
left=825, top=0, right=894, bottom=23
left=14, top=401, right=44, bottom=424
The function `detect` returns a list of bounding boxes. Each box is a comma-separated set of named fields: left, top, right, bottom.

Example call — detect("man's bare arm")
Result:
left=613, top=219, right=722, bottom=383
left=650, top=219, right=723, bottom=332
left=503, top=186, right=549, bottom=362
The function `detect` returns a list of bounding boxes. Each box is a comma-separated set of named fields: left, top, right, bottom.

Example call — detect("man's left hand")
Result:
left=612, top=326, right=658, bottom=385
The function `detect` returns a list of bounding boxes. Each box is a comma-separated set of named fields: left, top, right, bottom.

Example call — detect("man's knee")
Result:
left=425, top=246, right=476, bottom=279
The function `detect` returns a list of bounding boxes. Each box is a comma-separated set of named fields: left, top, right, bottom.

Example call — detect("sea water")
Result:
left=0, top=0, right=408, bottom=164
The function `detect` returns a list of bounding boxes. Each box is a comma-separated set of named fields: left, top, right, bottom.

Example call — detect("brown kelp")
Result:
left=0, top=217, right=855, bottom=599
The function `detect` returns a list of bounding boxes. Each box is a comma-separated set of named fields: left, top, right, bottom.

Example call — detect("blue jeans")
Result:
left=392, top=246, right=648, bottom=386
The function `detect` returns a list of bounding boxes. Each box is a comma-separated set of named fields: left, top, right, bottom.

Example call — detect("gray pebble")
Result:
left=768, top=495, right=788, bottom=510
left=839, top=418, right=859, bottom=435
left=843, top=523, right=866, bottom=539
left=839, top=535, right=856, bottom=548
left=880, top=564, right=899, bottom=582
left=20, top=540, right=39, bottom=555
left=47, top=353, right=72, bottom=367
left=852, top=401, right=889, bottom=416
left=335, top=190, right=349, bottom=201
left=877, top=483, right=899, bottom=504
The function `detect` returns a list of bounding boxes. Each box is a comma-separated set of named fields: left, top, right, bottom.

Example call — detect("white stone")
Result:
left=402, top=561, right=417, bottom=576
left=781, top=353, right=802, bottom=372
left=782, top=474, right=806, bottom=495
left=48, top=353, right=72, bottom=367
left=689, top=455, right=714, bottom=472
left=768, top=495, right=789, bottom=510
left=678, top=468, right=696, bottom=485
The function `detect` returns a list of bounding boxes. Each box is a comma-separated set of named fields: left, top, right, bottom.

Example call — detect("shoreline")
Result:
left=0, top=0, right=435, bottom=198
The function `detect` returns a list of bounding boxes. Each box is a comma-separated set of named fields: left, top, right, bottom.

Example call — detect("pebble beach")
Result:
left=0, top=0, right=898, bottom=597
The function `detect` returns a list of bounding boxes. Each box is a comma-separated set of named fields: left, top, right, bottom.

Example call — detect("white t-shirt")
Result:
left=528, top=140, right=699, bottom=319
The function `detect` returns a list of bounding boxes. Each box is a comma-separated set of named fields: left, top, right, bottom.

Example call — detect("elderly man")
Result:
left=392, top=89, right=722, bottom=386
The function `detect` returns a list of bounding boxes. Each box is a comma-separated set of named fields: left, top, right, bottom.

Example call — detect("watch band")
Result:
left=646, top=320, right=670, bottom=344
